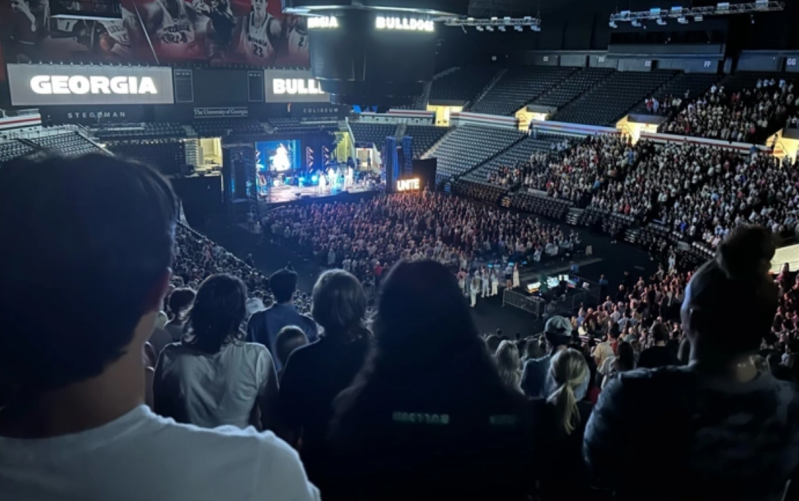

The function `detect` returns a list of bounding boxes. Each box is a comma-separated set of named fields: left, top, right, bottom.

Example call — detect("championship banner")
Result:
left=265, top=69, right=329, bottom=104
left=0, top=0, right=309, bottom=69
left=194, top=106, right=249, bottom=118
left=7, top=64, right=174, bottom=106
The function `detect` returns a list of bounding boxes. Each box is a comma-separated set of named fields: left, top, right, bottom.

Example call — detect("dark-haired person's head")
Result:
left=616, top=341, right=637, bottom=372
left=608, top=323, right=621, bottom=340
left=0, top=154, right=177, bottom=400
left=275, top=325, right=309, bottom=369
left=311, top=269, right=367, bottom=341
left=168, top=288, right=196, bottom=321
left=187, top=274, right=247, bottom=353
left=372, top=260, right=483, bottom=370
left=270, top=268, right=298, bottom=304
left=651, top=322, right=669, bottom=344
left=681, top=226, right=778, bottom=364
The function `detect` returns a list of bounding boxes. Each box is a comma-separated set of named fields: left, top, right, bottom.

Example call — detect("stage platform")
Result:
left=261, top=183, right=380, bottom=208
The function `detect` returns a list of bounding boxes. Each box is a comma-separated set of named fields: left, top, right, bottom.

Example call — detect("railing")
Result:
left=502, top=289, right=545, bottom=317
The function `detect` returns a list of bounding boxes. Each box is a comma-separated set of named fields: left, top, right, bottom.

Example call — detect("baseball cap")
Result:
left=545, top=316, right=573, bottom=336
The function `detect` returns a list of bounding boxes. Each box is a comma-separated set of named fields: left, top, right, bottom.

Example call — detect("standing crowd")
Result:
left=2, top=152, right=799, bottom=501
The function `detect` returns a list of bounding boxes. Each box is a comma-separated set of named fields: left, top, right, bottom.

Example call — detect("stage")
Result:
left=261, top=182, right=380, bottom=207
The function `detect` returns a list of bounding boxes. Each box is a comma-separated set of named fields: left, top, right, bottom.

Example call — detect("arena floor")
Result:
left=206, top=195, right=659, bottom=337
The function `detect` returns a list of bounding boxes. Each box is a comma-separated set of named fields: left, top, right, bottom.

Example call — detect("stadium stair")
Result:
left=566, top=208, right=584, bottom=226
left=468, top=68, right=507, bottom=110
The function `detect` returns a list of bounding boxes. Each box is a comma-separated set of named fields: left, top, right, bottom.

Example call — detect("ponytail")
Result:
left=547, top=348, right=590, bottom=436
left=547, top=382, right=581, bottom=435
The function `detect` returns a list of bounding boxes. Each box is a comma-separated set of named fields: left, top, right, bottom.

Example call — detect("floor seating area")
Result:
left=0, top=140, right=37, bottom=163
left=532, top=68, right=614, bottom=110
left=350, top=123, right=397, bottom=146
left=106, top=140, right=187, bottom=176
left=510, top=191, right=573, bottom=220
left=553, top=70, right=677, bottom=125
left=425, top=124, right=524, bottom=182
left=470, top=67, right=576, bottom=116
left=465, top=136, right=556, bottom=183
left=32, top=131, right=104, bottom=157
left=578, top=206, right=636, bottom=236
left=453, top=179, right=509, bottom=203
left=192, top=119, right=264, bottom=137
left=405, top=125, right=451, bottom=159
left=428, top=67, right=500, bottom=105
left=92, top=123, right=187, bottom=141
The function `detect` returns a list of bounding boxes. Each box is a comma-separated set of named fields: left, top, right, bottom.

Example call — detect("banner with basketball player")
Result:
left=0, top=0, right=309, bottom=68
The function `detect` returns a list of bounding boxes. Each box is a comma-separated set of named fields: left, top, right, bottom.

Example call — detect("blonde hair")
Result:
left=547, top=348, right=589, bottom=435
left=495, top=340, right=522, bottom=391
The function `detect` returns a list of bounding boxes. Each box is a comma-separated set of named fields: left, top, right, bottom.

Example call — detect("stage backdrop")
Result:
left=0, top=0, right=309, bottom=69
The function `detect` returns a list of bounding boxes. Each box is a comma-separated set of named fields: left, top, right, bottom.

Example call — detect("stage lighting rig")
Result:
left=608, top=0, right=783, bottom=27
left=443, top=15, right=542, bottom=32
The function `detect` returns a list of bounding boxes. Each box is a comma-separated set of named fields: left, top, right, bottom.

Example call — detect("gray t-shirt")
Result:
left=154, top=341, right=278, bottom=429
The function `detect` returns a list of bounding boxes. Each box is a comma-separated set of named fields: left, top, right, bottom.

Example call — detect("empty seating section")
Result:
left=106, top=140, right=187, bottom=176
left=553, top=71, right=676, bottom=125
left=453, top=180, right=508, bottom=203
left=470, top=67, right=576, bottom=116
left=533, top=68, right=614, bottom=109
left=428, top=67, right=500, bottom=104
left=33, top=132, right=103, bottom=157
left=510, top=191, right=572, bottom=220
left=93, top=123, right=186, bottom=140
left=427, top=125, right=524, bottom=182
left=350, top=123, right=397, bottom=146
left=405, top=125, right=450, bottom=159
left=0, top=140, right=36, bottom=163
left=631, top=73, right=720, bottom=114
left=192, top=119, right=264, bottom=137
left=269, top=118, right=339, bottom=133
left=465, top=136, right=556, bottom=182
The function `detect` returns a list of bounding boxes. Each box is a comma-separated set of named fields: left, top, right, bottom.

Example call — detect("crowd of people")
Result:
left=486, top=135, right=637, bottom=207
left=0, top=146, right=799, bottom=501
left=4, top=152, right=799, bottom=501
left=643, top=92, right=685, bottom=116
left=588, top=140, right=799, bottom=247
left=663, top=78, right=797, bottom=143
left=263, top=191, right=583, bottom=294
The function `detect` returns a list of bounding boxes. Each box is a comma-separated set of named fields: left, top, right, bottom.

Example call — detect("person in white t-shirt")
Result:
left=0, top=154, right=319, bottom=501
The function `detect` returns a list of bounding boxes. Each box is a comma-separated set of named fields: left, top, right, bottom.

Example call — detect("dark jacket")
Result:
left=278, top=335, right=370, bottom=489
left=246, top=303, right=318, bottom=371
left=531, top=397, right=596, bottom=500
left=326, top=346, right=535, bottom=501
left=584, top=366, right=799, bottom=501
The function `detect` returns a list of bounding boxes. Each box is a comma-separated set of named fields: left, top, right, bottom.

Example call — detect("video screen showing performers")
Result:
left=0, top=0, right=310, bottom=68
left=256, top=139, right=300, bottom=173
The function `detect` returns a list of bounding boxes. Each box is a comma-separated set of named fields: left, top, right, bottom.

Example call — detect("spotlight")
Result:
left=476, top=25, right=484, bottom=31
left=299, top=177, right=305, bottom=183
left=531, top=24, right=540, bottom=32
left=677, top=16, right=688, bottom=23
left=498, top=25, right=506, bottom=31
left=656, top=18, right=667, bottom=25
left=694, top=14, right=703, bottom=21
left=486, top=25, right=494, bottom=31
left=609, top=20, right=618, bottom=28
left=631, top=19, right=642, bottom=27
left=311, top=175, right=318, bottom=182
left=514, top=25, right=523, bottom=31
